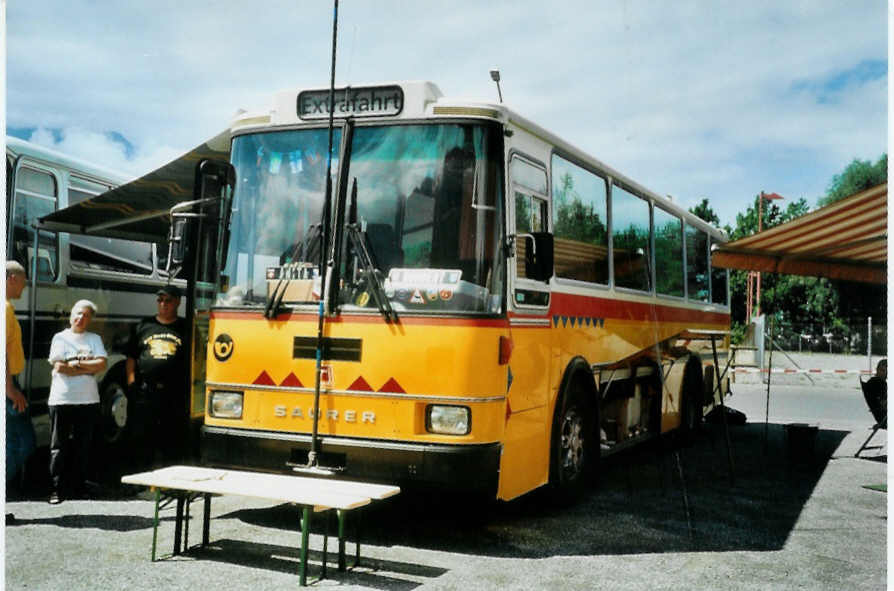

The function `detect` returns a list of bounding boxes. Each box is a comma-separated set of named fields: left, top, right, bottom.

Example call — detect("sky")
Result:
left=4, top=0, right=888, bottom=228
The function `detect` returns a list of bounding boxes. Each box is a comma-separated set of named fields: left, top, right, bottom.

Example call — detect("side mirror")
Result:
left=167, top=217, right=193, bottom=271
left=524, top=232, right=554, bottom=282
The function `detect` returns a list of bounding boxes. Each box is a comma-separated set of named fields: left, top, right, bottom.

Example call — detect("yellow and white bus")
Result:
left=187, top=81, right=730, bottom=501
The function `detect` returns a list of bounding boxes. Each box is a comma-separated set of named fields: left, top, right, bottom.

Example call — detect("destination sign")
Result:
left=297, top=85, right=404, bottom=120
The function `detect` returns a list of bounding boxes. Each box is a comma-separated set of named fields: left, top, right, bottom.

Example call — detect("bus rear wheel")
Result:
left=680, top=355, right=704, bottom=437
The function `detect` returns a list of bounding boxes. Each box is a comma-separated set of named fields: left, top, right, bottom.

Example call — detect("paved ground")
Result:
left=4, top=383, right=887, bottom=590
left=731, top=351, right=880, bottom=388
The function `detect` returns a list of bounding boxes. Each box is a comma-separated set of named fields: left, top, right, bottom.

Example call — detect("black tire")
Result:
left=680, top=354, right=704, bottom=436
left=549, top=380, right=597, bottom=501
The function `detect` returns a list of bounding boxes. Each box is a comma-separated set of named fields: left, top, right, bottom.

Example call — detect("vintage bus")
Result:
left=180, top=81, right=730, bottom=501
left=42, top=81, right=731, bottom=501
left=6, top=136, right=183, bottom=453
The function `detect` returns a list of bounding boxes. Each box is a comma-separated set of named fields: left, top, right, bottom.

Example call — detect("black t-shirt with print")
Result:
left=127, top=316, right=189, bottom=387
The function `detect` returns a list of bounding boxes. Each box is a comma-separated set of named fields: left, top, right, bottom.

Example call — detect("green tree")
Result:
left=818, top=154, right=887, bottom=207
left=689, top=198, right=720, bottom=226
left=727, top=194, right=812, bottom=330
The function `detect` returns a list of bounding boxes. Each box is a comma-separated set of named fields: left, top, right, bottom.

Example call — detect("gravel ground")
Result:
left=4, top=384, right=887, bottom=590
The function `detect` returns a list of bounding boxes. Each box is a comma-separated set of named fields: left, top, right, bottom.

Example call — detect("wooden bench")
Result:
left=121, top=466, right=400, bottom=586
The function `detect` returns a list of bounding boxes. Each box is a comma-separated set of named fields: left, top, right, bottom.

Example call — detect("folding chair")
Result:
left=855, top=375, right=886, bottom=458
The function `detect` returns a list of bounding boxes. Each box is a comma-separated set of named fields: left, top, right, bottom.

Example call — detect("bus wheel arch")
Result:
left=549, top=357, right=599, bottom=498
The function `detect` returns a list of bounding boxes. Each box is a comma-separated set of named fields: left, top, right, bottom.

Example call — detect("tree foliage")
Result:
left=818, top=154, right=887, bottom=207
left=715, top=153, right=887, bottom=348
left=689, top=198, right=720, bottom=226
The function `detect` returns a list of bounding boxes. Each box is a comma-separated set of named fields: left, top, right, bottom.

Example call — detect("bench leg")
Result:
left=202, top=494, right=211, bottom=546
left=151, top=489, right=161, bottom=562
left=335, top=508, right=361, bottom=571
left=299, top=505, right=312, bottom=586
left=338, top=509, right=346, bottom=571
left=183, top=494, right=191, bottom=552
left=173, top=495, right=185, bottom=555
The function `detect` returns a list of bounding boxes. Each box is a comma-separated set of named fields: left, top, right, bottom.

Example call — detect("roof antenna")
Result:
left=489, top=69, right=503, bottom=103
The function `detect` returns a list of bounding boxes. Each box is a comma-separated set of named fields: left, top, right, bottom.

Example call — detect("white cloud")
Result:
left=7, top=0, right=886, bottom=226
left=25, top=127, right=186, bottom=180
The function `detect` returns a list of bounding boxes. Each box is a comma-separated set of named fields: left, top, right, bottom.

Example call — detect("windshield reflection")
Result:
left=219, top=122, right=504, bottom=316
left=220, top=128, right=339, bottom=305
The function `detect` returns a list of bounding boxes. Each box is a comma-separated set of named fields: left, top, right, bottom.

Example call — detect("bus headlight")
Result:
left=426, top=405, right=470, bottom=435
left=209, top=391, right=243, bottom=419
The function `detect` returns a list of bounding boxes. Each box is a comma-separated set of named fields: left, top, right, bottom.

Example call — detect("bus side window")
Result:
left=12, top=166, right=59, bottom=282
left=510, top=155, right=549, bottom=282
left=514, top=192, right=548, bottom=279
left=685, top=223, right=709, bottom=302
left=612, top=184, right=651, bottom=292
left=654, top=207, right=683, bottom=297
left=6, top=157, right=13, bottom=228
left=551, top=154, right=609, bottom=284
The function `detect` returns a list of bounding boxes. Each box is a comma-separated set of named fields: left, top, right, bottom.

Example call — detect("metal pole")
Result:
left=756, top=192, right=763, bottom=318
left=307, top=0, right=339, bottom=469
left=764, top=316, right=774, bottom=455
left=867, top=316, right=872, bottom=372
left=25, top=225, right=40, bottom=398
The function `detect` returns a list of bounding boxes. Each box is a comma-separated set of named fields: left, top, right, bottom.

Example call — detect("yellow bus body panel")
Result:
left=205, top=313, right=509, bottom=444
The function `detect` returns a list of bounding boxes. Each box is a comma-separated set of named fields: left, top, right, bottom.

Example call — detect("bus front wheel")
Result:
left=549, top=386, right=596, bottom=500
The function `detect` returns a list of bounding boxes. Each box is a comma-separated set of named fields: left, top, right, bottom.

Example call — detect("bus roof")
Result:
left=232, top=81, right=725, bottom=240
left=6, top=135, right=132, bottom=186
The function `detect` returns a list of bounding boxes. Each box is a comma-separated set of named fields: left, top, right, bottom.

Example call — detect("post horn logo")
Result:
left=213, top=334, right=234, bottom=362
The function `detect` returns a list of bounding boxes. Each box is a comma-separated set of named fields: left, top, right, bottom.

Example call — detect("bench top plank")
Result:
left=121, top=466, right=399, bottom=511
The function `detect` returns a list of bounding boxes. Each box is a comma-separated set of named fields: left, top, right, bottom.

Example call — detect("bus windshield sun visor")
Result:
left=38, top=130, right=231, bottom=243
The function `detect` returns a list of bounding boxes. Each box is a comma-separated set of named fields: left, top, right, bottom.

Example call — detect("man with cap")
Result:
left=126, top=285, right=189, bottom=467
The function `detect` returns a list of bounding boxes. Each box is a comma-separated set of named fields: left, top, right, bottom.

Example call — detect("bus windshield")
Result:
left=220, top=128, right=340, bottom=305
left=219, top=122, right=505, bottom=315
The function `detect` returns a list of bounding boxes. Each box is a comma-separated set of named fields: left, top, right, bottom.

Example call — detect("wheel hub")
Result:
left=110, top=391, right=128, bottom=428
left=561, top=409, right=585, bottom=478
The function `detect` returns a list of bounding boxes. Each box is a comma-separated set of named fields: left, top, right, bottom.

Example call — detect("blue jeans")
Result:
left=6, top=398, right=36, bottom=483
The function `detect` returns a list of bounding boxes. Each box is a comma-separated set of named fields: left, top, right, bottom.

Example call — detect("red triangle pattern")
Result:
left=253, top=370, right=276, bottom=386
left=280, top=373, right=303, bottom=387
left=348, top=376, right=374, bottom=392
left=378, top=378, right=405, bottom=394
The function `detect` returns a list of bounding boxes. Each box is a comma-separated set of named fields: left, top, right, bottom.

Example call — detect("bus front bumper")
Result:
left=201, top=425, right=501, bottom=494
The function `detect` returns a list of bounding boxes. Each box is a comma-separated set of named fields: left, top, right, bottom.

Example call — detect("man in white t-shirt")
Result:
left=47, top=299, right=107, bottom=504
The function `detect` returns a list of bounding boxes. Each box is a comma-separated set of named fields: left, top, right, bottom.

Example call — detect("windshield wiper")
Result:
left=346, top=221, right=397, bottom=323
left=264, top=225, right=322, bottom=319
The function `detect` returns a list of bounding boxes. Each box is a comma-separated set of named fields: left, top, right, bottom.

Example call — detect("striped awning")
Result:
left=39, top=130, right=231, bottom=243
left=711, top=183, right=886, bottom=284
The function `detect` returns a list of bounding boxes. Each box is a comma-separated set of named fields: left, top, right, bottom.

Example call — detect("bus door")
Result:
left=507, top=154, right=552, bottom=411
left=499, top=153, right=554, bottom=499
left=9, top=160, right=65, bottom=405
left=170, top=159, right=235, bottom=457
